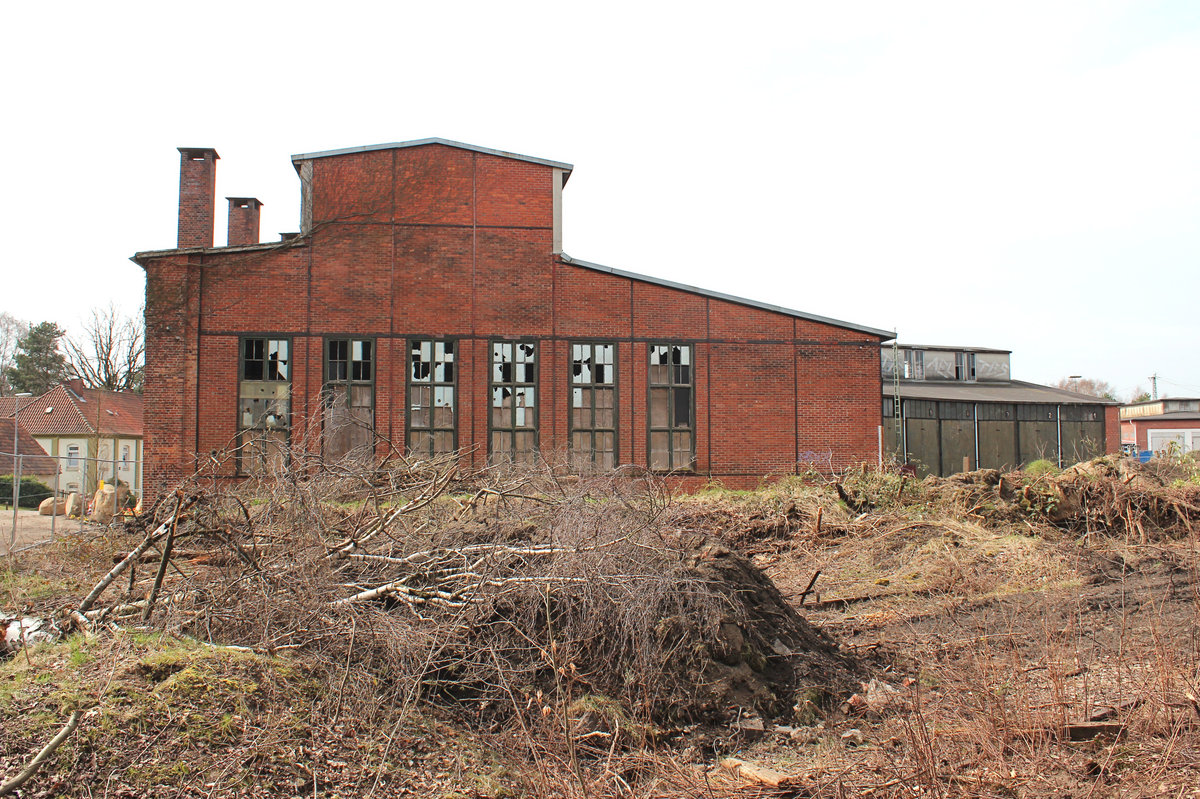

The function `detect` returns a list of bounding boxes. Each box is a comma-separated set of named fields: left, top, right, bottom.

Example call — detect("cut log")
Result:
left=719, top=757, right=797, bottom=788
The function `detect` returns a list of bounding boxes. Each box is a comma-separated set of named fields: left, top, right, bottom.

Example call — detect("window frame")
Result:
left=567, top=340, right=619, bottom=470
left=646, top=341, right=696, bottom=472
left=322, top=336, right=377, bottom=461
left=488, top=338, right=540, bottom=464
left=236, top=334, right=292, bottom=476
left=406, top=337, right=460, bottom=458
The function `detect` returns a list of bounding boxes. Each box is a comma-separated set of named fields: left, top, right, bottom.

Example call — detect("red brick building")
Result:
left=133, top=139, right=893, bottom=497
left=1119, top=398, right=1200, bottom=456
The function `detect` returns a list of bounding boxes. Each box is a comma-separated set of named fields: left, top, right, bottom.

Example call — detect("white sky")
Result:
left=2, top=0, right=1196, bottom=400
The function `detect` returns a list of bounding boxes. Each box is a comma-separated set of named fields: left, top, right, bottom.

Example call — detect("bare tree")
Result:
left=1055, top=376, right=1118, bottom=401
left=0, top=312, right=30, bottom=396
left=65, top=305, right=144, bottom=393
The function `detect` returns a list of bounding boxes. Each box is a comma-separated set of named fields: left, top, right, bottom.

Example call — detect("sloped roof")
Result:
left=14, top=382, right=143, bottom=438
left=563, top=255, right=895, bottom=340
left=290, top=137, right=574, bottom=184
left=0, top=419, right=58, bottom=475
left=891, top=379, right=1119, bottom=406
left=1123, top=411, right=1200, bottom=423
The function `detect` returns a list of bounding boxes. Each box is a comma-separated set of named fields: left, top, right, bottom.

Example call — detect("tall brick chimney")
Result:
left=226, top=197, right=263, bottom=246
left=177, top=147, right=220, bottom=248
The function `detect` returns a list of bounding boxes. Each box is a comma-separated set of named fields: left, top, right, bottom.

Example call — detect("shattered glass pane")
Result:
left=650, top=432, right=669, bottom=471
left=650, top=388, right=669, bottom=428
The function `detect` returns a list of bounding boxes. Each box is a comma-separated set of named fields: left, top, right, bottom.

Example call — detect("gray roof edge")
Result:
left=289, top=138, right=575, bottom=173
left=1008, top=379, right=1122, bottom=404
left=889, top=378, right=1120, bottom=405
left=130, top=237, right=308, bottom=266
left=563, top=255, right=895, bottom=340
left=887, top=343, right=1012, bottom=354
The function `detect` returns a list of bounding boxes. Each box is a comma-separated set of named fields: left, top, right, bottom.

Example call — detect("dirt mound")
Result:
left=677, top=535, right=854, bottom=719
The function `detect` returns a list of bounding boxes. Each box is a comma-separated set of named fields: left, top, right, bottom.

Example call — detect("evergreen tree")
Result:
left=5, top=321, right=67, bottom=396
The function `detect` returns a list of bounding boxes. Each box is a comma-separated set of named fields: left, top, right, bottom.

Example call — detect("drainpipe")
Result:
left=1056, top=405, right=1063, bottom=468
left=973, top=403, right=980, bottom=470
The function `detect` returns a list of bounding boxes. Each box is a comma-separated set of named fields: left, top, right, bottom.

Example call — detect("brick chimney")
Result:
left=226, top=197, right=263, bottom=246
left=177, top=147, right=220, bottom=248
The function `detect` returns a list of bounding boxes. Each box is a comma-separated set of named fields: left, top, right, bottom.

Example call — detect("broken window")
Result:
left=490, top=341, right=538, bottom=465
left=569, top=342, right=616, bottom=470
left=408, top=339, right=457, bottom=457
left=323, top=339, right=375, bottom=462
left=955, top=352, right=976, bottom=381
left=239, top=337, right=290, bottom=475
left=903, top=350, right=924, bottom=380
left=648, top=344, right=694, bottom=471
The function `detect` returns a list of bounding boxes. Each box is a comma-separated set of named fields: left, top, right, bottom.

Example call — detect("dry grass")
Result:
left=4, top=454, right=1200, bottom=796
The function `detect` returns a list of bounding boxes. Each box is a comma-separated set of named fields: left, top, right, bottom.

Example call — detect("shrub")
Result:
left=0, top=475, right=54, bottom=509
left=1024, top=459, right=1059, bottom=477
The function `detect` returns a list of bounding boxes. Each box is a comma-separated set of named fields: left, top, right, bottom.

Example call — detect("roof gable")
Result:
left=291, top=138, right=574, bottom=184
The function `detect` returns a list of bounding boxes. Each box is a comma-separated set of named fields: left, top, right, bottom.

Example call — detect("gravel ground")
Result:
left=0, top=509, right=102, bottom=554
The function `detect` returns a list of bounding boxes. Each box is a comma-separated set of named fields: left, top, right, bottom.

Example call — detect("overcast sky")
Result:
left=2, top=0, right=1196, bottom=400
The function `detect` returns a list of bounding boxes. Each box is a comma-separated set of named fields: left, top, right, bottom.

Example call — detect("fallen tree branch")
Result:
left=78, top=495, right=197, bottom=616
left=0, top=710, right=83, bottom=796
left=143, top=495, right=184, bottom=621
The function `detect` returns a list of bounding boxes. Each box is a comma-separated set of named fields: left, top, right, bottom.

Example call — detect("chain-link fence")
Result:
left=1, top=449, right=143, bottom=554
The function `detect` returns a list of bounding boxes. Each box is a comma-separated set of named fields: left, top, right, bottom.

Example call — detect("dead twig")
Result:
left=0, top=710, right=83, bottom=796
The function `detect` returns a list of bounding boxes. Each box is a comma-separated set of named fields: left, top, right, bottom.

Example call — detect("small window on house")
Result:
left=569, top=343, right=617, bottom=470
left=648, top=344, right=694, bottom=471
left=323, top=339, right=375, bottom=462
left=955, top=352, right=976, bottom=381
left=239, top=337, right=291, bottom=475
left=408, top=340, right=457, bottom=457
left=66, top=445, right=80, bottom=469
left=490, top=341, right=538, bottom=464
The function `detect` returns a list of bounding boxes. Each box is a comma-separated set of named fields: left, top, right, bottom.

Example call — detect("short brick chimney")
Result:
left=226, top=197, right=263, bottom=247
left=177, top=147, right=220, bottom=248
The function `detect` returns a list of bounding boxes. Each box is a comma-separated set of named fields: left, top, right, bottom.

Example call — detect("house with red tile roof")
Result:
left=5, top=379, right=143, bottom=496
left=0, top=418, right=59, bottom=486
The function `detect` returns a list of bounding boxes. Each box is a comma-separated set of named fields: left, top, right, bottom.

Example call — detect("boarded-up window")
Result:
left=239, top=337, right=290, bottom=475
left=648, top=344, right=694, bottom=471
left=977, top=403, right=1015, bottom=421
left=1017, top=404, right=1056, bottom=421
left=408, top=340, right=457, bottom=458
left=491, top=341, right=538, bottom=465
left=324, top=339, right=375, bottom=463
left=1060, top=405, right=1102, bottom=422
left=902, top=400, right=938, bottom=420
left=939, top=402, right=974, bottom=420
left=569, top=343, right=617, bottom=471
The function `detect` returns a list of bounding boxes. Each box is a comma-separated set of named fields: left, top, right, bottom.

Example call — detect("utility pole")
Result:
left=1149, top=373, right=1158, bottom=400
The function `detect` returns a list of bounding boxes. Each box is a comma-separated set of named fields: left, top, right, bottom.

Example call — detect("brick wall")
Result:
left=139, top=143, right=885, bottom=496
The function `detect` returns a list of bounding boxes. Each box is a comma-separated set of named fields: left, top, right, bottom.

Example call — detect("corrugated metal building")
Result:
left=882, top=345, right=1119, bottom=476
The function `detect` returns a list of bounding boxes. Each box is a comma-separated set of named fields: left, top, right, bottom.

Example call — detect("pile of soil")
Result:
left=676, top=534, right=855, bottom=720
